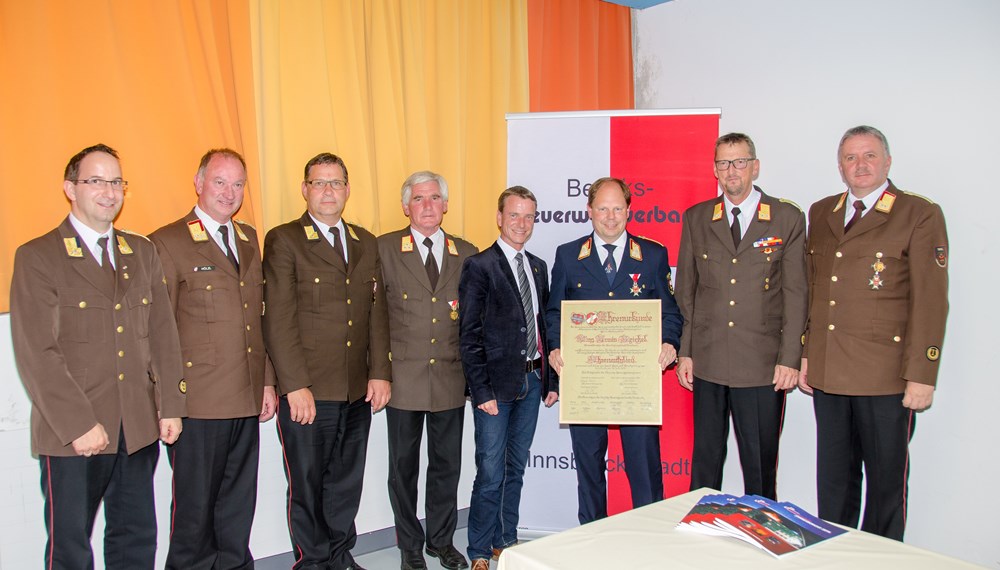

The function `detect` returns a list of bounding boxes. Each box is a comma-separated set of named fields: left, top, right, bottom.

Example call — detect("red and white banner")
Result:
left=507, top=109, right=720, bottom=531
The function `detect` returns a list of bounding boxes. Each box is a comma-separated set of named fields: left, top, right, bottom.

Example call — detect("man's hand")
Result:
left=477, top=400, right=499, bottom=416
left=676, top=357, right=694, bottom=391
left=543, top=391, right=559, bottom=407
left=772, top=364, right=799, bottom=391
left=902, top=381, right=935, bottom=411
left=797, top=358, right=812, bottom=394
left=287, top=387, right=317, bottom=425
left=548, top=349, right=564, bottom=376
left=159, top=418, right=183, bottom=445
left=72, top=423, right=110, bottom=457
left=658, top=343, right=678, bottom=371
left=366, top=379, right=391, bottom=413
left=259, top=385, right=277, bottom=422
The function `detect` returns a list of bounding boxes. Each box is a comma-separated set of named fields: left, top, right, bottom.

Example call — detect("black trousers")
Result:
left=40, top=430, right=159, bottom=570
left=386, top=405, right=464, bottom=551
left=166, top=416, right=260, bottom=570
left=689, top=377, right=786, bottom=499
left=277, top=397, right=372, bottom=570
left=813, top=388, right=915, bottom=541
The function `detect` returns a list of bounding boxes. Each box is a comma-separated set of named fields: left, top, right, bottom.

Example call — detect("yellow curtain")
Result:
left=250, top=0, right=529, bottom=247
left=0, top=0, right=262, bottom=312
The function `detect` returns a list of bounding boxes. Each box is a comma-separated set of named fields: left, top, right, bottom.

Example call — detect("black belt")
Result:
left=525, top=357, right=543, bottom=373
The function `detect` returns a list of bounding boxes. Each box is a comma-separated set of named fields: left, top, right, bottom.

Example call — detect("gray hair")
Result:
left=401, top=170, right=449, bottom=204
left=839, top=125, right=890, bottom=156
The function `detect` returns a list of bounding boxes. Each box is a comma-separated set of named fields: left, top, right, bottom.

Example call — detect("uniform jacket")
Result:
left=377, top=227, right=478, bottom=412
left=11, top=218, right=186, bottom=457
left=150, top=209, right=273, bottom=419
left=545, top=232, right=683, bottom=351
left=804, top=182, right=949, bottom=395
left=459, top=241, right=555, bottom=406
left=675, top=189, right=808, bottom=387
left=262, top=213, right=391, bottom=402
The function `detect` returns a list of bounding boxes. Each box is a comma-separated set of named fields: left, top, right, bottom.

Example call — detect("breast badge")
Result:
left=869, top=255, right=886, bottom=290
left=629, top=273, right=642, bottom=296
left=449, top=299, right=459, bottom=321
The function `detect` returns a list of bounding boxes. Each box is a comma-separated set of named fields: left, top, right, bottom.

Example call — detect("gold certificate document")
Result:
left=558, top=299, right=662, bottom=425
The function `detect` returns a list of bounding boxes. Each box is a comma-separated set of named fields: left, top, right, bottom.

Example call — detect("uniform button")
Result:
left=876, top=252, right=883, bottom=258
left=730, top=278, right=736, bottom=284
left=346, top=278, right=351, bottom=285
left=729, top=300, right=735, bottom=306
left=577, top=283, right=582, bottom=288
left=893, top=336, right=901, bottom=342
left=766, top=256, right=772, bottom=262
left=240, top=281, right=245, bottom=286
left=831, top=276, right=838, bottom=282
left=836, top=251, right=843, bottom=258
left=314, top=277, right=320, bottom=283
left=206, top=285, right=213, bottom=291
left=244, top=302, right=249, bottom=309
left=346, top=341, right=352, bottom=347
left=829, top=300, right=836, bottom=306
left=247, top=346, right=252, bottom=353
left=764, top=284, right=770, bottom=290
left=431, top=338, right=437, bottom=344
left=728, top=321, right=734, bottom=327
left=114, top=303, right=122, bottom=310
left=403, top=293, right=408, bottom=300
left=608, top=292, right=614, bottom=297
left=828, top=324, right=835, bottom=331
left=118, top=350, right=124, bottom=357
left=431, top=297, right=437, bottom=302
left=118, top=373, right=125, bottom=381
left=116, top=326, right=124, bottom=333
left=246, top=325, right=251, bottom=331
left=765, top=278, right=770, bottom=283
left=702, top=254, right=708, bottom=259
left=348, top=320, right=353, bottom=326
left=732, top=258, right=737, bottom=264
left=142, top=298, right=149, bottom=305
left=79, top=301, right=87, bottom=309
left=431, top=317, right=438, bottom=323
left=429, top=358, right=436, bottom=364
left=185, top=361, right=193, bottom=368
left=347, top=299, right=352, bottom=305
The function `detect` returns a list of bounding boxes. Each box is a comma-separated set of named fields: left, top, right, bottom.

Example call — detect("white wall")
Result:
left=0, top=311, right=477, bottom=568
left=635, top=0, right=998, bottom=566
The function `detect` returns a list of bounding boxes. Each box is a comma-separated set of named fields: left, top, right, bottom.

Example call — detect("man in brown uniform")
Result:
left=263, top=152, right=392, bottom=570
left=378, top=171, right=477, bottom=570
left=675, top=132, right=807, bottom=500
left=150, top=149, right=277, bottom=569
left=799, top=125, right=949, bottom=540
left=11, top=143, right=186, bottom=569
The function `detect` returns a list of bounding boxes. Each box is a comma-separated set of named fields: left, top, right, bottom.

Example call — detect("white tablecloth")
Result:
left=497, top=489, right=980, bottom=569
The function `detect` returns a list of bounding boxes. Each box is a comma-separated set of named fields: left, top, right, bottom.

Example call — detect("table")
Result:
left=497, top=489, right=981, bottom=569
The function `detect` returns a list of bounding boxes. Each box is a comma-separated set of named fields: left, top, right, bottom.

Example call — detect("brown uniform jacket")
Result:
left=11, top=218, right=186, bottom=457
left=377, top=227, right=478, bottom=412
left=804, top=183, right=949, bottom=395
left=150, top=210, right=273, bottom=419
left=676, top=190, right=808, bottom=387
left=262, top=213, right=391, bottom=402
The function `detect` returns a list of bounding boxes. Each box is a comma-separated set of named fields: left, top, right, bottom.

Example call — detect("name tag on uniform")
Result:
left=193, top=265, right=215, bottom=272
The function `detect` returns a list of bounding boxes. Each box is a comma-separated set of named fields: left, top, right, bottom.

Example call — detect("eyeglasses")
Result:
left=307, top=179, right=347, bottom=190
left=74, top=177, right=128, bottom=190
left=714, top=158, right=756, bottom=170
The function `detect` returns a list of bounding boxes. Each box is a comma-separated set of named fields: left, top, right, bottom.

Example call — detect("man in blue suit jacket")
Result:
left=459, top=186, right=558, bottom=570
left=546, top=177, right=683, bottom=524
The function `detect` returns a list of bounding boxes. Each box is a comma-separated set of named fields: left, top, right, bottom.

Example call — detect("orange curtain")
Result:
left=0, top=0, right=261, bottom=312
left=527, top=0, right=634, bottom=111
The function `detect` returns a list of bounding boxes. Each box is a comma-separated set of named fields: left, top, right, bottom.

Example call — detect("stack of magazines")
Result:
left=676, top=494, right=847, bottom=558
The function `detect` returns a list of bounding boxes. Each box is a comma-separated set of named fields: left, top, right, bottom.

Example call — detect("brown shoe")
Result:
left=471, top=559, right=490, bottom=570
left=491, top=548, right=503, bottom=560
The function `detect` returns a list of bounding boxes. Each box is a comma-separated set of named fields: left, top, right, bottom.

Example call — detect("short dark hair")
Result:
left=64, top=143, right=119, bottom=181
left=197, top=148, right=247, bottom=180
left=587, top=177, right=631, bottom=207
left=715, top=132, right=756, bottom=159
left=304, top=153, right=349, bottom=183
left=839, top=125, right=890, bottom=156
left=497, top=185, right=537, bottom=212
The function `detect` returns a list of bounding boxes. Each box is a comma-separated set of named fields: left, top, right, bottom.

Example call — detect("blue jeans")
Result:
left=467, top=371, right=541, bottom=561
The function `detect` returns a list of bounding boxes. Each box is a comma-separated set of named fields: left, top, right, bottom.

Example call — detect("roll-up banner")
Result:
left=507, top=109, right=720, bottom=531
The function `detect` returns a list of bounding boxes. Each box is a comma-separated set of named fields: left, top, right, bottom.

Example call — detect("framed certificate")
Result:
left=557, top=299, right=662, bottom=425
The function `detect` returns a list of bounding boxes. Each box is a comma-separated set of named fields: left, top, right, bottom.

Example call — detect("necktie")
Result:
left=731, top=207, right=742, bottom=249
left=845, top=200, right=866, bottom=233
left=515, top=252, right=537, bottom=359
left=218, top=225, right=239, bottom=271
left=329, top=226, right=346, bottom=266
left=423, top=237, right=439, bottom=289
left=603, top=244, right=617, bottom=285
left=97, top=236, right=115, bottom=286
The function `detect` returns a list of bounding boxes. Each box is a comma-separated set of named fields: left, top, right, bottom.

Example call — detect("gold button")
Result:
left=431, top=297, right=437, bottom=302
left=731, top=258, right=737, bottom=264
left=764, top=284, right=770, bottom=290
left=702, top=254, right=708, bottom=259
left=346, top=341, right=352, bottom=347
left=766, top=257, right=771, bottom=262
left=142, top=298, right=149, bottom=305
left=893, top=336, right=901, bottom=342
left=247, top=346, right=252, bottom=353
left=432, top=318, right=438, bottom=323
left=79, top=301, right=87, bottom=309
left=431, top=338, right=437, bottom=344
left=577, top=283, right=582, bottom=288
left=118, top=373, right=125, bottom=381
left=240, top=281, right=245, bottom=286
left=403, top=293, right=408, bottom=300
left=728, top=321, right=734, bottom=327
left=118, top=350, right=124, bottom=357
left=314, top=277, right=320, bottom=283
left=346, top=278, right=351, bottom=285
left=836, top=251, right=843, bottom=258
left=831, top=276, right=838, bottom=282
left=243, top=303, right=249, bottom=309
left=347, top=299, right=352, bottom=305
left=114, top=303, right=122, bottom=310
left=186, top=361, right=193, bottom=368
left=608, top=292, right=614, bottom=297
left=765, top=278, right=770, bottom=283
left=246, top=325, right=251, bottom=331
left=828, top=324, right=835, bottom=331
left=116, top=326, right=124, bottom=333
left=829, top=300, right=836, bottom=306
left=730, top=278, right=736, bottom=284
left=179, top=380, right=187, bottom=394
left=876, top=252, right=883, bottom=258
left=429, top=358, right=436, bottom=364
left=348, top=320, right=353, bottom=326
left=206, top=285, right=213, bottom=291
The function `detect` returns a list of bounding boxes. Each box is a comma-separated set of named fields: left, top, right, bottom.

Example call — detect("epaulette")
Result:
left=235, top=219, right=256, bottom=230
left=904, top=191, right=936, bottom=205
left=634, top=235, right=664, bottom=248
left=117, top=228, right=151, bottom=242
left=778, top=198, right=803, bottom=211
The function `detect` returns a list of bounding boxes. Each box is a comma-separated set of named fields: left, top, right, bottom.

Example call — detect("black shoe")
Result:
left=349, top=562, right=367, bottom=570
left=425, top=544, right=469, bottom=570
left=401, top=548, right=428, bottom=570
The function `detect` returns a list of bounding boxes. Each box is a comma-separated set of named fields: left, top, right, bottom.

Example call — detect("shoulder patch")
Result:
left=634, top=235, right=664, bottom=248
left=904, top=191, right=936, bottom=204
left=778, top=198, right=802, bottom=211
